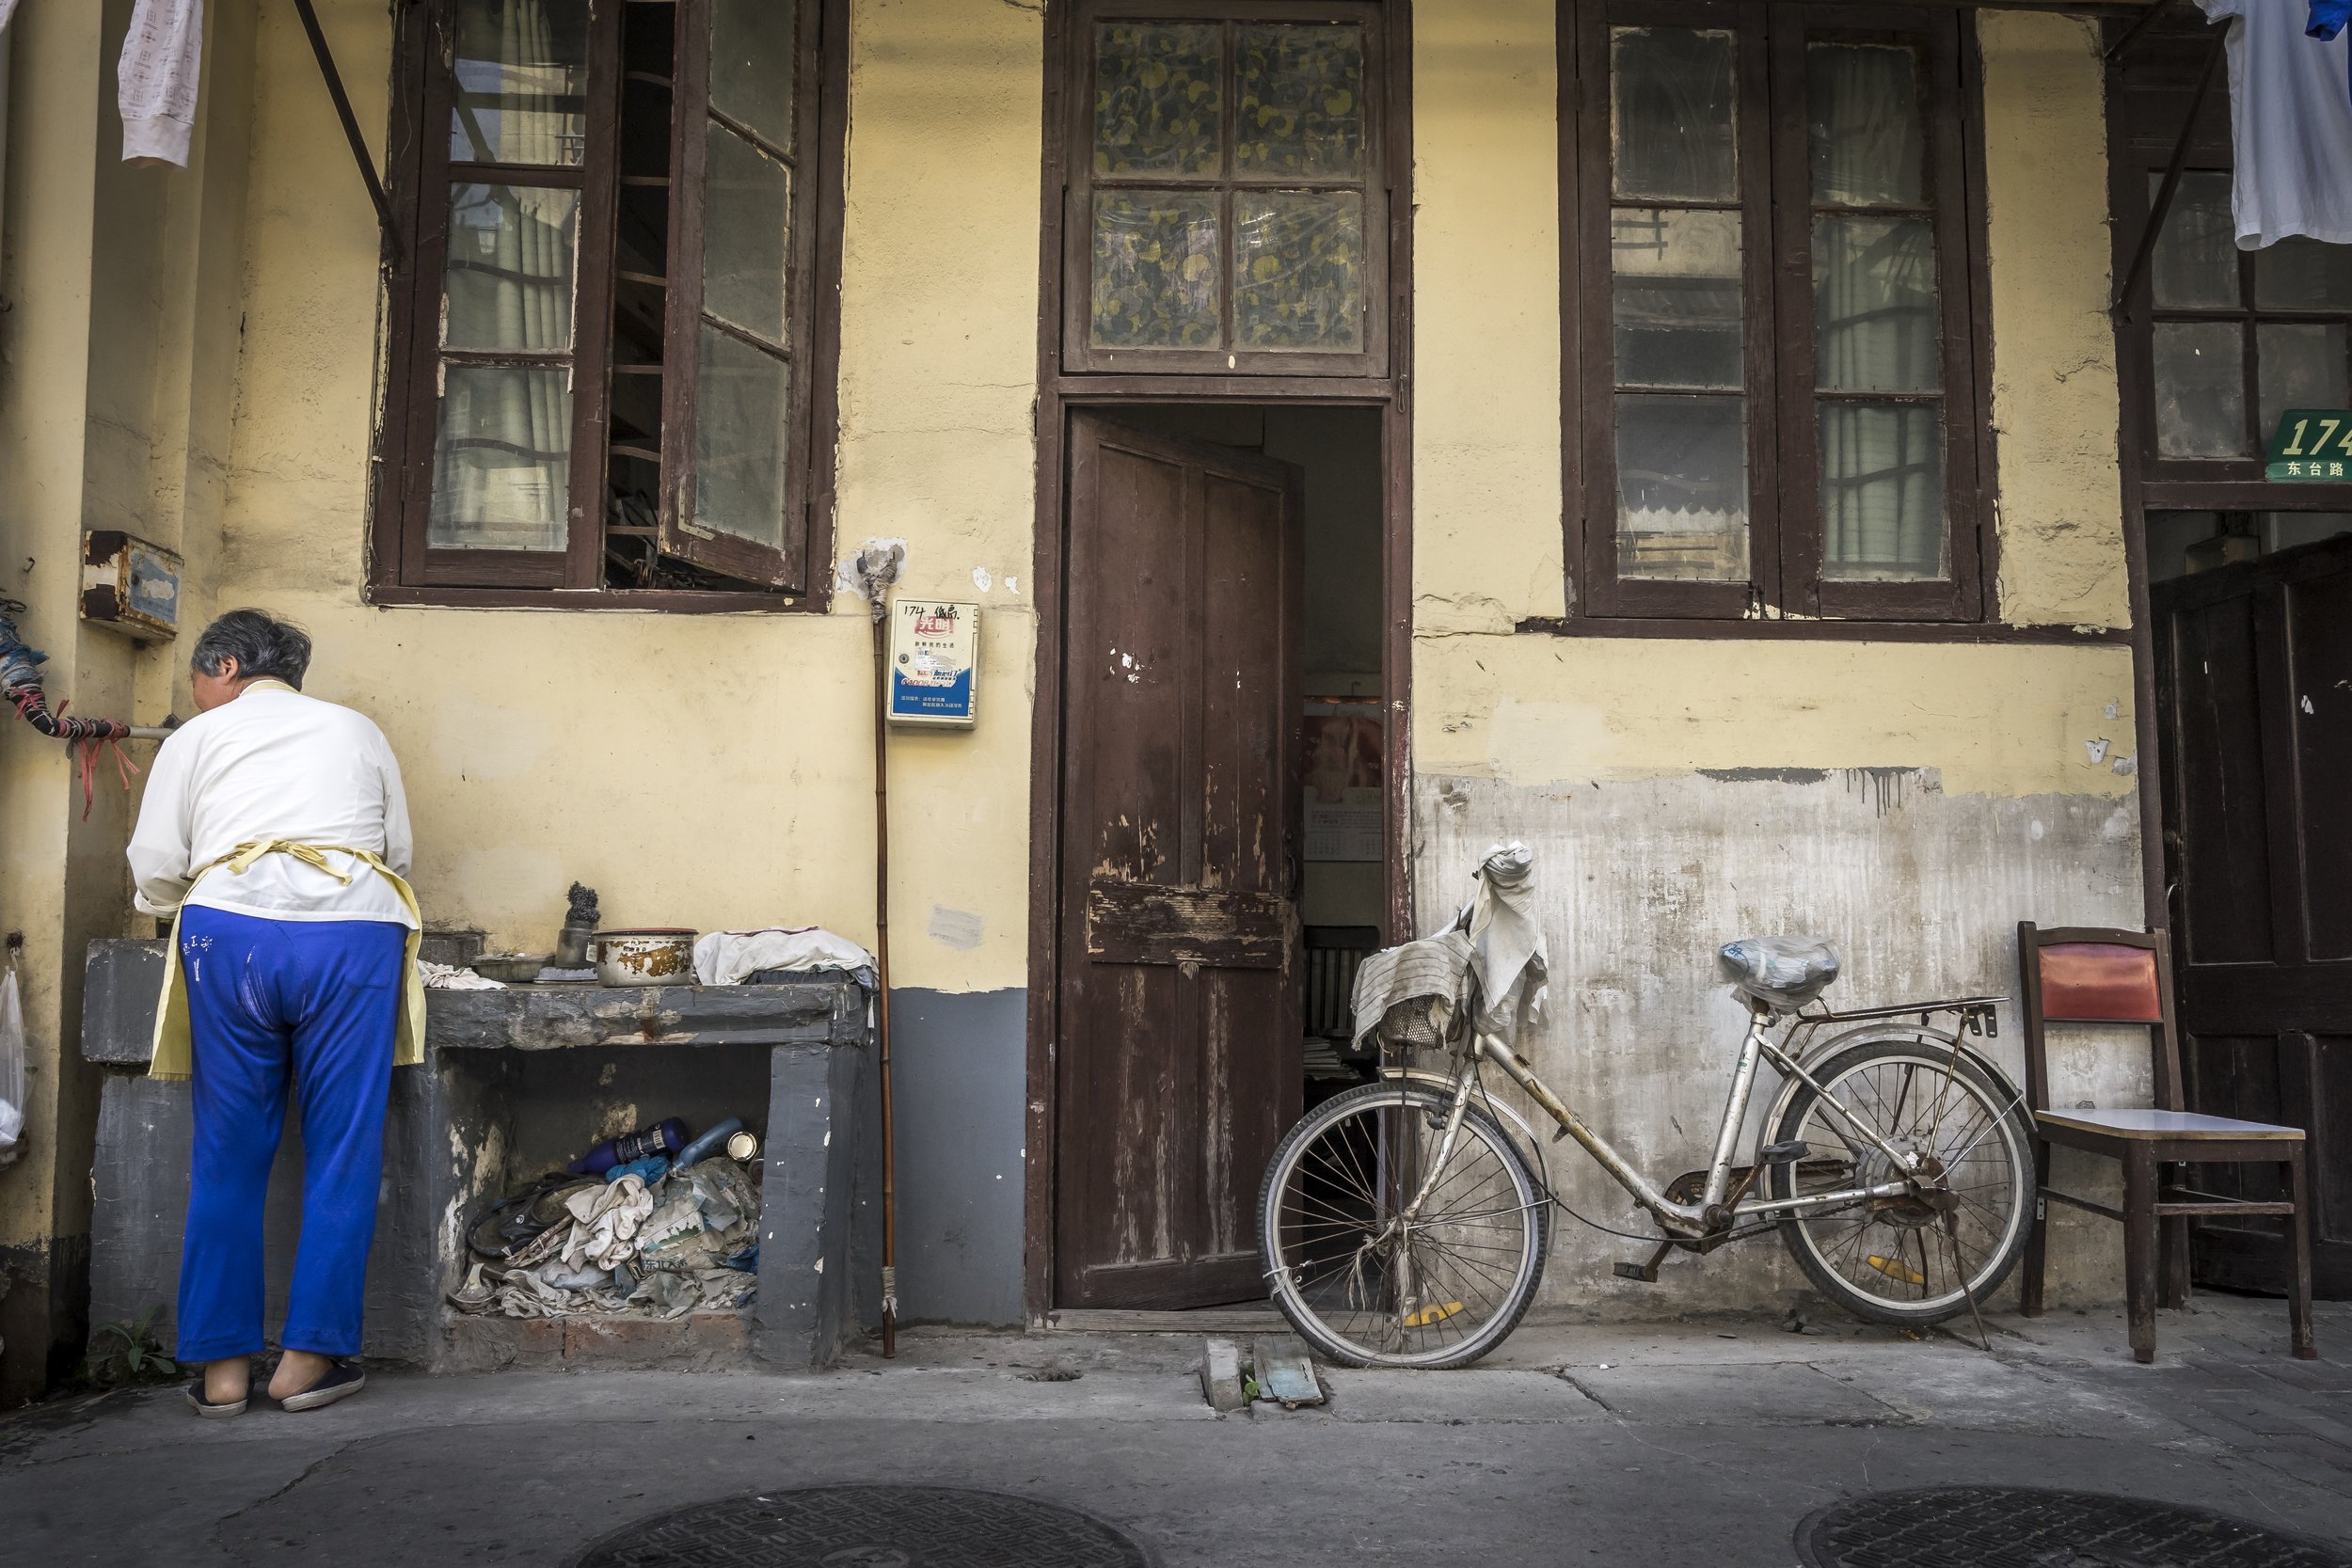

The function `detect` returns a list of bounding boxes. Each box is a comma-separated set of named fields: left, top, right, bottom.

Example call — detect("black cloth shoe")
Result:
left=272, top=1361, right=366, bottom=1413
left=185, top=1378, right=247, bottom=1419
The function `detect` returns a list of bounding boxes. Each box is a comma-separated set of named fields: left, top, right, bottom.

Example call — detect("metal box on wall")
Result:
left=81, top=531, right=183, bottom=641
left=887, top=599, right=978, bottom=727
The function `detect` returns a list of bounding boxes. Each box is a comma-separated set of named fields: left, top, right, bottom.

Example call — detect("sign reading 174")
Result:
left=2266, top=409, right=2352, bottom=481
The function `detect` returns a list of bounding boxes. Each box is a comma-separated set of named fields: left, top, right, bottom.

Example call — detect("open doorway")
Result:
left=2147, top=509, right=2352, bottom=1300
left=1048, top=404, right=1389, bottom=1310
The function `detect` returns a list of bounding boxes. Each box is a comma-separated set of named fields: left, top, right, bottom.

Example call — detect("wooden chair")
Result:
left=2016, top=923, right=2315, bottom=1364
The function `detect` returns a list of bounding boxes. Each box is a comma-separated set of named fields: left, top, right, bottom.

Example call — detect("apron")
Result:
left=150, top=839, right=427, bottom=1082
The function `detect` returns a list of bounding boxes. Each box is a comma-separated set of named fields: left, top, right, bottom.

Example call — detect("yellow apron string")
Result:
left=150, top=842, right=427, bottom=1083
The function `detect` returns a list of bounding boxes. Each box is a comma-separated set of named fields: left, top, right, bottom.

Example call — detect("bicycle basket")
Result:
left=1372, top=995, right=1459, bottom=1053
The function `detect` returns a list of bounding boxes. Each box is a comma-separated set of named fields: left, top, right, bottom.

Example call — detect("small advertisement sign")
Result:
left=888, top=600, right=979, bottom=727
left=1302, top=699, right=1383, bottom=863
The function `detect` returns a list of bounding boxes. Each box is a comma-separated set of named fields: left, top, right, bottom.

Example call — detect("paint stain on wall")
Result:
left=929, top=906, right=985, bottom=950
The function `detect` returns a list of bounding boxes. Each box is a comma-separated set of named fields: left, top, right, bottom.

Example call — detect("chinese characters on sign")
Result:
left=887, top=599, right=979, bottom=727
left=2265, top=409, right=2352, bottom=481
left=1302, top=699, right=1382, bottom=863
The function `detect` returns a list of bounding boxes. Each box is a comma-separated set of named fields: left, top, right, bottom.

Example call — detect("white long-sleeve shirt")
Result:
left=128, top=682, right=417, bottom=927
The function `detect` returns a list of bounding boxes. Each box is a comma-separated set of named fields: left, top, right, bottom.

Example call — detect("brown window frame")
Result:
left=1562, top=0, right=1993, bottom=631
left=370, top=0, right=848, bottom=611
left=2109, top=19, right=2352, bottom=514
left=1058, top=0, right=1392, bottom=379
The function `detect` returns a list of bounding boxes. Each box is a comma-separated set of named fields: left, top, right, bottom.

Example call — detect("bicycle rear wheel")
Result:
left=1766, top=1039, right=2032, bottom=1326
left=1259, top=1080, right=1548, bottom=1369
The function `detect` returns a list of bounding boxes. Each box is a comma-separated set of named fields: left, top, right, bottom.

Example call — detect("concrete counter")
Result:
left=81, top=940, right=881, bottom=1371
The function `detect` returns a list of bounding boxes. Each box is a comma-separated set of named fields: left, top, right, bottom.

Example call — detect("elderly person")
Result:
left=127, top=610, right=423, bottom=1418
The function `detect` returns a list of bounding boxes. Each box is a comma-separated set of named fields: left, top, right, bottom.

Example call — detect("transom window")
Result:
left=1568, top=1, right=1986, bottom=625
left=373, top=0, right=842, bottom=606
left=1062, top=1, right=1389, bottom=375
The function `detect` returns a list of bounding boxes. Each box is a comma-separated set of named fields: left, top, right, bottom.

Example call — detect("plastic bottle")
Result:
left=568, top=1117, right=688, bottom=1176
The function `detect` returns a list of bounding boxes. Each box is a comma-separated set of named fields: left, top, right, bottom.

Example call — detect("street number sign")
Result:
left=2266, top=409, right=2352, bottom=481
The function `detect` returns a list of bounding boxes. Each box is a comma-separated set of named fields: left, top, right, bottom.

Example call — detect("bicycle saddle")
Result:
left=1718, top=936, right=1840, bottom=1009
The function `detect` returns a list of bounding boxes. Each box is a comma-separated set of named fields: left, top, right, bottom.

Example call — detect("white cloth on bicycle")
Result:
left=1467, top=842, right=1548, bottom=1042
left=1350, top=930, right=1473, bottom=1052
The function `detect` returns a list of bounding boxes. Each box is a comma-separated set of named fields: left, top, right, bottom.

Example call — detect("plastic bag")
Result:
left=1718, top=936, right=1841, bottom=1010
left=0, top=964, right=25, bottom=1168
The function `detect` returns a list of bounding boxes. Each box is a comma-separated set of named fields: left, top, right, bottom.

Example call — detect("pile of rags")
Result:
left=450, top=1157, right=761, bottom=1322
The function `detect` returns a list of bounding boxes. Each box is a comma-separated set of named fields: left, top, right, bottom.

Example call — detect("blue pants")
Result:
left=176, top=908, right=406, bottom=1363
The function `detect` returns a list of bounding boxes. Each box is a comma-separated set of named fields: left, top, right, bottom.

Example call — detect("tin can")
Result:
left=726, top=1130, right=759, bottom=1162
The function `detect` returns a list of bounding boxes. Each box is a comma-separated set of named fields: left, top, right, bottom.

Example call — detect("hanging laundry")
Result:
left=0, top=2, right=18, bottom=34
left=120, top=0, right=204, bottom=167
left=2312, top=1, right=2352, bottom=103
left=2198, top=0, right=2352, bottom=247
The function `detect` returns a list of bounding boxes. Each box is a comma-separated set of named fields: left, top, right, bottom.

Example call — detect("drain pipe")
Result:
left=851, top=544, right=906, bottom=1357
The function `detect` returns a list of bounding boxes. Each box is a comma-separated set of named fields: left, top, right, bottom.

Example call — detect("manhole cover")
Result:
left=575, top=1485, right=1152, bottom=1568
left=1795, top=1486, right=2352, bottom=1568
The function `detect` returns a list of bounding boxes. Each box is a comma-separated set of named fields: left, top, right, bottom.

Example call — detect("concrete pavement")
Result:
left=3, top=1294, right=2345, bottom=1566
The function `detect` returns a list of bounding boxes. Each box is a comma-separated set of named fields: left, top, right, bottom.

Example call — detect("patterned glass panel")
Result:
left=2259, top=323, right=2351, bottom=440
left=694, top=326, right=790, bottom=549
left=1807, top=43, right=1925, bottom=208
left=2153, top=321, right=2249, bottom=458
left=1235, top=193, right=1365, bottom=351
left=2153, top=172, right=2239, bottom=309
left=430, top=366, right=571, bottom=551
left=449, top=0, right=589, bottom=166
left=1090, top=191, right=1220, bottom=349
left=1234, top=24, right=1365, bottom=179
left=1093, top=24, right=1223, bottom=177
left=703, top=120, right=792, bottom=344
left=711, top=0, right=798, bottom=154
left=442, top=184, right=579, bottom=352
left=1613, top=208, right=1742, bottom=389
left=1819, top=403, right=1947, bottom=580
left=1813, top=216, right=1941, bottom=392
left=1614, top=394, right=1749, bottom=580
left=1611, top=28, right=1736, bottom=203
left=2256, top=237, right=2352, bottom=310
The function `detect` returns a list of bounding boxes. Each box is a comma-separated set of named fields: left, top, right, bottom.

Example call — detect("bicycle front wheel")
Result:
left=1767, top=1039, right=2032, bottom=1326
left=1259, top=1080, right=1548, bottom=1369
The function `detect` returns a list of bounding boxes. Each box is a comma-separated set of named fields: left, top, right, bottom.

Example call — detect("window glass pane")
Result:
left=1808, top=43, right=1925, bottom=208
left=2258, top=323, right=2351, bottom=440
left=430, top=366, right=571, bottom=551
left=442, top=184, right=579, bottom=353
left=702, top=121, right=791, bottom=344
left=1813, top=215, right=1941, bottom=392
left=2150, top=172, right=2237, bottom=309
left=2255, top=237, right=2352, bottom=310
left=449, top=0, right=589, bottom=166
left=1611, top=28, right=1737, bottom=203
left=1094, top=23, right=1223, bottom=177
left=2153, top=321, right=2249, bottom=458
left=711, top=0, right=798, bottom=154
left=1234, top=193, right=1364, bottom=351
left=693, top=327, right=789, bottom=549
left=1090, top=191, right=1220, bottom=349
left=1614, top=394, right=1748, bottom=580
left=1234, top=24, right=1365, bottom=179
left=1819, top=403, right=1947, bottom=580
left=1612, top=208, right=1741, bottom=388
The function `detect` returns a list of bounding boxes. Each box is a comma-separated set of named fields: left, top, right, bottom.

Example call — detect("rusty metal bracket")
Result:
left=291, top=0, right=395, bottom=247
left=2110, top=27, right=2226, bottom=320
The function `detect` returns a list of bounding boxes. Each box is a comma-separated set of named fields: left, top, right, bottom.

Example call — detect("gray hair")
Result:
left=190, top=609, right=312, bottom=689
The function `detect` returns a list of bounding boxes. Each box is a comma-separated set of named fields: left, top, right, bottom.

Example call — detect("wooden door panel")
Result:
left=1055, top=412, right=1304, bottom=1310
left=2155, top=532, right=2352, bottom=1298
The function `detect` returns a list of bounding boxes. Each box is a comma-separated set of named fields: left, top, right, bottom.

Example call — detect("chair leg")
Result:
left=2122, top=1146, right=2159, bottom=1365
left=2286, top=1149, right=2317, bottom=1361
left=2160, top=1161, right=2192, bottom=1310
left=2020, top=1137, right=2051, bottom=1319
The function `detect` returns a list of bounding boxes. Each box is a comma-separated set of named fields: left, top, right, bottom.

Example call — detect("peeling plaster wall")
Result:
left=1410, top=4, right=2145, bottom=1308
left=210, top=0, right=1041, bottom=995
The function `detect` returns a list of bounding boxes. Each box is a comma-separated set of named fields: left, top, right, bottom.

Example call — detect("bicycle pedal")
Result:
left=1757, top=1140, right=1811, bottom=1165
left=1612, top=1260, right=1660, bottom=1283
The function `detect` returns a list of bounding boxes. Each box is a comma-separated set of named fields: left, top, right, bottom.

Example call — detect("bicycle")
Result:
left=1257, top=853, right=2036, bottom=1369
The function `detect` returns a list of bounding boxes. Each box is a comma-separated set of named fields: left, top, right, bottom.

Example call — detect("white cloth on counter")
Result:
left=120, top=0, right=205, bottom=166
left=2198, top=0, right=2352, bottom=246
left=692, top=927, right=878, bottom=988
left=421, top=960, right=503, bottom=990
left=127, top=683, right=417, bottom=927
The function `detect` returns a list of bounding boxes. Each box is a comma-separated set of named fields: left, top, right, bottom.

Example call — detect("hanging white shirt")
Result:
left=119, top=0, right=204, bottom=166
left=128, top=682, right=418, bottom=927
left=2198, top=0, right=2352, bottom=247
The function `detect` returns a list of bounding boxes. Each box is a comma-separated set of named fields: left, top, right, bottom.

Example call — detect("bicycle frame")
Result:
left=1399, top=995, right=2006, bottom=1242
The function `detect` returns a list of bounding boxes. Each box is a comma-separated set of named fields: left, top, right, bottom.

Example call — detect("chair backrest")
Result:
left=2014, top=922, right=2183, bottom=1116
left=1303, top=925, right=1381, bottom=1042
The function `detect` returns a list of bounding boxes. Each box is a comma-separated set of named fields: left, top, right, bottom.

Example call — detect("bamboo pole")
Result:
left=870, top=604, right=899, bottom=1359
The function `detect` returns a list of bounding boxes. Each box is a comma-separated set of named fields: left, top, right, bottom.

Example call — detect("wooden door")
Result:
left=1054, top=413, right=1305, bottom=1309
left=2153, top=531, right=2352, bottom=1299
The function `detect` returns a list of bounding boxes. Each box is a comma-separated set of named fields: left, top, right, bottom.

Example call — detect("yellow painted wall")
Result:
left=1409, top=3, right=2140, bottom=800
left=207, top=0, right=1042, bottom=993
